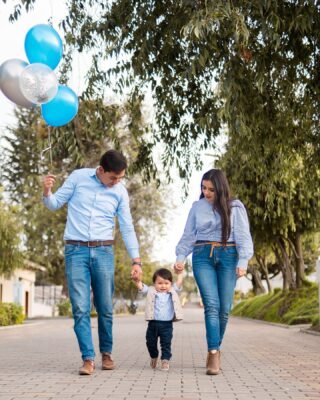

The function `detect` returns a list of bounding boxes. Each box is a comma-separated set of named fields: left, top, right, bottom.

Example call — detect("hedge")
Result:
left=0, top=303, right=25, bottom=326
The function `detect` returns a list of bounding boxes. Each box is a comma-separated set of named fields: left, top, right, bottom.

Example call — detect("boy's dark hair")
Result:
left=152, top=268, right=173, bottom=283
left=100, top=150, right=127, bottom=173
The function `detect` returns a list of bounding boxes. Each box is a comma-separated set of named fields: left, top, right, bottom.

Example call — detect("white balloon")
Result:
left=19, top=63, right=58, bottom=104
left=0, top=58, right=34, bottom=107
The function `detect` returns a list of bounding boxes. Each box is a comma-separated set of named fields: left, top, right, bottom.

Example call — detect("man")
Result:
left=43, top=150, right=142, bottom=375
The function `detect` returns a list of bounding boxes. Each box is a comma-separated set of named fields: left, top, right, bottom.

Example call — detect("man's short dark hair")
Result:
left=100, top=150, right=127, bottom=173
left=153, top=268, right=173, bottom=283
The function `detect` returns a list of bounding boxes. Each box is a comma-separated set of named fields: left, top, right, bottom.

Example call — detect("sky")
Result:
left=0, top=1, right=66, bottom=125
left=0, top=1, right=251, bottom=291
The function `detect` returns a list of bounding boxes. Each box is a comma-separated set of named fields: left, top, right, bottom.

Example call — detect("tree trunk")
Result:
left=276, top=238, right=295, bottom=290
left=294, top=232, right=305, bottom=288
left=256, top=254, right=272, bottom=293
left=247, top=265, right=266, bottom=295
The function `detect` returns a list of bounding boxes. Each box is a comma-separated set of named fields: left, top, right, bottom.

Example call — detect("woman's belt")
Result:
left=194, top=241, right=236, bottom=257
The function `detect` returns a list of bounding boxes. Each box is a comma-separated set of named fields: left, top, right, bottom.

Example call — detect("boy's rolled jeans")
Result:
left=146, top=320, right=173, bottom=360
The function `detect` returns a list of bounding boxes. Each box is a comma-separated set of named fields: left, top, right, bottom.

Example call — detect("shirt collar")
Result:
left=89, top=168, right=98, bottom=177
left=90, top=168, right=102, bottom=184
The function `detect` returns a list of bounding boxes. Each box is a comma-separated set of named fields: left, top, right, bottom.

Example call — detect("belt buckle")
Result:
left=87, top=241, right=97, bottom=248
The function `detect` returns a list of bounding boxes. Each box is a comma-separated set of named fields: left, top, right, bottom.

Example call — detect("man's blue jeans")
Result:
left=192, top=243, right=238, bottom=351
left=65, top=244, right=114, bottom=361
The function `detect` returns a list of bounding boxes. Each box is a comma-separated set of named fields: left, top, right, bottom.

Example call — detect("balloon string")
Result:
left=48, top=126, right=53, bottom=168
left=49, top=0, right=54, bottom=25
left=40, top=126, right=53, bottom=172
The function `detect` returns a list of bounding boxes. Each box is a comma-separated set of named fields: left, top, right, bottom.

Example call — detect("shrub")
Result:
left=232, top=284, right=319, bottom=325
left=287, top=315, right=314, bottom=325
left=57, top=299, right=72, bottom=317
left=0, top=303, right=24, bottom=326
left=0, top=307, right=9, bottom=326
left=9, top=303, right=24, bottom=324
left=312, top=315, right=320, bottom=327
left=90, top=309, right=97, bottom=317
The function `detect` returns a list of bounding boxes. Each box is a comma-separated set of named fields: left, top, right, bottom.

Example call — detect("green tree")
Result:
left=218, top=129, right=320, bottom=290
left=182, top=259, right=197, bottom=301
left=113, top=177, right=167, bottom=301
left=0, top=195, right=23, bottom=276
left=4, top=0, right=320, bottom=294
left=2, top=99, right=167, bottom=296
left=3, top=108, right=67, bottom=285
left=4, top=0, right=320, bottom=179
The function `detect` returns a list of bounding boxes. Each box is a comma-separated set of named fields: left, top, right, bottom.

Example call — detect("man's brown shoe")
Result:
left=79, top=360, right=95, bottom=375
left=102, top=352, right=115, bottom=370
left=206, top=351, right=220, bottom=375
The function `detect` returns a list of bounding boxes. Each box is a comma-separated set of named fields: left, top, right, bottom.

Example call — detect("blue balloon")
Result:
left=25, top=24, right=63, bottom=70
left=41, top=86, right=79, bottom=127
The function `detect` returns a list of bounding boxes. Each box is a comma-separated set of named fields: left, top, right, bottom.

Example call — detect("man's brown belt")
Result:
left=65, top=240, right=114, bottom=247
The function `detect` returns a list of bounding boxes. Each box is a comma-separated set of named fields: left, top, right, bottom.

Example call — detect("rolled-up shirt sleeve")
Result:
left=139, top=283, right=149, bottom=294
left=233, top=203, right=254, bottom=269
left=173, top=283, right=182, bottom=293
left=175, top=203, right=197, bottom=262
left=43, top=172, right=76, bottom=210
left=117, top=189, right=140, bottom=259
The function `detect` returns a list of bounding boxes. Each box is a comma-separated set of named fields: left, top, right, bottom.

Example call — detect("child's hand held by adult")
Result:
left=236, top=267, right=246, bottom=277
left=174, top=262, right=184, bottom=274
left=131, top=262, right=142, bottom=281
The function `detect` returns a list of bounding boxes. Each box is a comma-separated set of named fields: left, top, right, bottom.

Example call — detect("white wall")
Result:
left=0, top=268, right=35, bottom=317
left=32, top=302, right=55, bottom=317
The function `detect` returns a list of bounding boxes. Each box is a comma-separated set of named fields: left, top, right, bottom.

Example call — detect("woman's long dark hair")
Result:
left=200, top=169, right=232, bottom=244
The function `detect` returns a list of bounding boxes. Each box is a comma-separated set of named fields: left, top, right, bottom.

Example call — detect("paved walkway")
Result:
left=0, top=306, right=319, bottom=400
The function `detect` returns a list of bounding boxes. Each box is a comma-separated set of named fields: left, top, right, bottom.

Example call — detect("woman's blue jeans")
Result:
left=192, top=243, right=238, bottom=351
left=65, top=244, right=114, bottom=361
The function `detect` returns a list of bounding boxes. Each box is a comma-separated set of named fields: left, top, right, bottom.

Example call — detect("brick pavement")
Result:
left=0, top=306, right=319, bottom=400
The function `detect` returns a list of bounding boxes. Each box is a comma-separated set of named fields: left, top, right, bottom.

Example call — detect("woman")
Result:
left=174, top=169, right=253, bottom=375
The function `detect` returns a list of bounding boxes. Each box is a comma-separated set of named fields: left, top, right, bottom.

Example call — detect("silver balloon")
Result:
left=19, top=63, right=58, bottom=105
left=0, top=58, right=34, bottom=108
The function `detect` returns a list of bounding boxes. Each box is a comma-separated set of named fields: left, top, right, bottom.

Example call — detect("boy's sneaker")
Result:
left=161, top=359, right=170, bottom=371
left=150, top=357, right=158, bottom=369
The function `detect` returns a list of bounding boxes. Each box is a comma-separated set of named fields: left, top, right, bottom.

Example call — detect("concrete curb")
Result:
left=0, top=320, right=44, bottom=330
left=300, top=327, right=320, bottom=336
left=231, top=315, right=311, bottom=330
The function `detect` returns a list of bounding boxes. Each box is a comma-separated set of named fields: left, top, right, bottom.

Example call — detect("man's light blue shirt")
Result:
left=175, top=198, right=253, bottom=269
left=43, top=168, right=139, bottom=258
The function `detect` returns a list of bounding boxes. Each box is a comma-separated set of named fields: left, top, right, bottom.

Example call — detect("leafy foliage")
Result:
left=3, top=2, right=320, bottom=177
left=217, top=99, right=320, bottom=289
left=57, top=298, right=72, bottom=317
left=0, top=195, right=23, bottom=276
left=2, top=99, right=167, bottom=297
left=231, top=283, right=319, bottom=325
left=3, top=108, right=67, bottom=284
left=0, top=303, right=25, bottom=326
left=3, top=0, right=320, bottom=294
